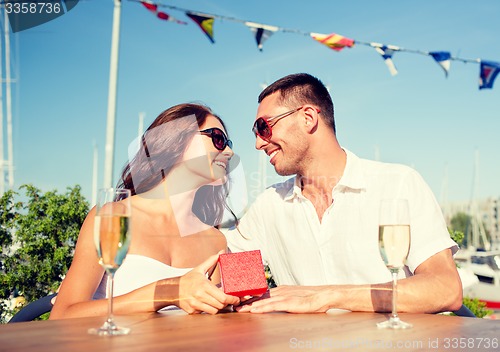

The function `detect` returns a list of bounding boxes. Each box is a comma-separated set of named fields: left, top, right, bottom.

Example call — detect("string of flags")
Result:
left=135, top=0, right=500, bottom=90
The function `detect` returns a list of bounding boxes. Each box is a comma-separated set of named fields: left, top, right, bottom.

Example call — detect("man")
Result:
left=226, top=73, right=462, bottom=314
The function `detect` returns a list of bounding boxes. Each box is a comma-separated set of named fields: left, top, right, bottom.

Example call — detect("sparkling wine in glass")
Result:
left=377, top=199, right=412, bottom=329
left=88, top=188, right=132, bottom=336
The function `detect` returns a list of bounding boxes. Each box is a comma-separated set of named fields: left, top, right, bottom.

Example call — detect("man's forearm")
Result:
left=318, top=273, right=462, bottom=314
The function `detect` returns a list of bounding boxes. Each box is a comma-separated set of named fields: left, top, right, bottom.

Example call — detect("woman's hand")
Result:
left=176, top=251, right=240, bottom=314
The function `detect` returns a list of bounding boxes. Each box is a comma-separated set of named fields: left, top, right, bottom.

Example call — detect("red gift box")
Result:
left=218, top=250, right=268, bottom=297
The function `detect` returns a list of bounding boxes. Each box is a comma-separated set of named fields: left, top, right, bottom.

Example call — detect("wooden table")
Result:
left=1, top=310, right=499, bottom=351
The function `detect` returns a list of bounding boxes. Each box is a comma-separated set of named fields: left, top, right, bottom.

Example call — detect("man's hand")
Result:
left=235, top=285, right=329, bottom=313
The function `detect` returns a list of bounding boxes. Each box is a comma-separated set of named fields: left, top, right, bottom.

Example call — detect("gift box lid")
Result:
left=218, top=250, right=268, bottom=297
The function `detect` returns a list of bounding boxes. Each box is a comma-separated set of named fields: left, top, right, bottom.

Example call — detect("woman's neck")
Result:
left=135, top=180, right=211, bottom=238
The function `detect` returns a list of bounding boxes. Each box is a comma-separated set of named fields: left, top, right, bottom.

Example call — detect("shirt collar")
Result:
left=335, top=148, right=366, bottom=192
left=285, top=148, right=366, bottom=201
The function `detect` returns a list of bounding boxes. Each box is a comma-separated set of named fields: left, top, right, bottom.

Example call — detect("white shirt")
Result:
left=94, top=254, right=191, bottom=298
left=113, top=254, right=192, bottom=296
left=225, top=149, right=457, bottom=286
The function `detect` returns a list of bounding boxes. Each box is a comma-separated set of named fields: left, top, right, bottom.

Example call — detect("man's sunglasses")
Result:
left=199, top=128, right=233, bottom=151
left=252, top=106, right=304, bottom=141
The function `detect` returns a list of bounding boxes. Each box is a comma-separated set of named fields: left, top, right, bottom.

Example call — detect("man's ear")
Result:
left=303, top=106, right=320, bottom=133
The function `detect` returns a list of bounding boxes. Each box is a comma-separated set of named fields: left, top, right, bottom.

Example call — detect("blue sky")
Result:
left=4, top=0, right=500, bottom=208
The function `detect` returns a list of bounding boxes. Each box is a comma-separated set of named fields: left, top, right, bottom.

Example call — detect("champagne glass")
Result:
left=377, top=199, right=412, bottom=329
left=88, top=188, right=132, bottom=336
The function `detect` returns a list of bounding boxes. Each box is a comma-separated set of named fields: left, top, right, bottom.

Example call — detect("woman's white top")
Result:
left=94, top=254, right=192, bottom=306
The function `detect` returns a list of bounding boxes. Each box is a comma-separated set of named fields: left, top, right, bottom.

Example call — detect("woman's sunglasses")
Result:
left=199, top=128, right=233, bottom=151
left=252, top=106, right=304, bottom=141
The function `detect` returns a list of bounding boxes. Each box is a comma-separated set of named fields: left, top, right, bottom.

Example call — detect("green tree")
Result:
left=450, top=212, right=470, bottom=235
left=0, top=185, right=88, bottom=323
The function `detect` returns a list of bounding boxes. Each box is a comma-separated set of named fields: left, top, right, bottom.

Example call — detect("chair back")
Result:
left=8, top=293, right=57, bottom=323
left=451, top=304, right=476, bottom=318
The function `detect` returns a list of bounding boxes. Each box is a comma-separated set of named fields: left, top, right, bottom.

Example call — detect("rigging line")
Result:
left=129, top=0, right=318, bottom=36
left=130, top=0, right=488, bottom=64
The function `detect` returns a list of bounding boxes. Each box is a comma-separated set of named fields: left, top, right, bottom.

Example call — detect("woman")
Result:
left=50, top=103, right=240, bottom=319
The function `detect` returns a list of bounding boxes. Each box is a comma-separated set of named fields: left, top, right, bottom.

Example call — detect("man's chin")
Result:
left=275, top=168, right=294, bottom=177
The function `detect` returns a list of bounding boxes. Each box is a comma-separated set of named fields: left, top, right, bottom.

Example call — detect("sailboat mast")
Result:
left=0, top=11, right=4, bottom=195
left=4, top=9, right=13, bottom=189
left=103, top=0, right=122, bottom=189
left=91, top=142, right=98, bottom=207
left=138, top=112, right=145, bottom=141
left=468, top=149, right=490, bottom=250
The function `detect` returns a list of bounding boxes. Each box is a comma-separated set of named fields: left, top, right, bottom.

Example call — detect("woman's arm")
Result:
left=50, top=210, right=239, bottom=320
left=49, top=207, right=109, bottom=319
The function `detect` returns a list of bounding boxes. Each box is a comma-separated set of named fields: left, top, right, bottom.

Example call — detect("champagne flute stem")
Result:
left=106, top=272, right=115, bottom=326
left=391, top=269, right=399, bottom=320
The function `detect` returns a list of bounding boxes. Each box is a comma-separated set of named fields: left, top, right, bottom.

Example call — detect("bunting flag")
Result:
left=186, top=12, right=215, bottom=43
left=245, top=22, right=278, bottom=51
left=140, top=1, right=187, bottom=24
left=430, top=51, right=451, bottom=77
left=140, top=0, right=157, bottom=13
left=134, top=1, right=499, bottom=90
left=310, top=32, right=354, bottom=52
left=479, top=60, right=500, bottom=90
left=371, top=43, right=399, bottom=76
left=156, top=11, right=187, bottom=24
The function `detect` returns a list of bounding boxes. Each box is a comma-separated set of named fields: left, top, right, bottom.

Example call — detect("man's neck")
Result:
left=299, top=147, right=346, bottom=221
